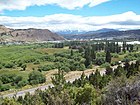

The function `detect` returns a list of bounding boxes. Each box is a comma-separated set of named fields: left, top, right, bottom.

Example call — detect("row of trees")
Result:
left=84, top=45, right=112, bottom=67
left=69, top=41, right=135, bottom=53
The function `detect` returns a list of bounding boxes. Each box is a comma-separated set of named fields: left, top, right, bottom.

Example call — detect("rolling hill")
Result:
left=0, top=25, right=65, bottom=42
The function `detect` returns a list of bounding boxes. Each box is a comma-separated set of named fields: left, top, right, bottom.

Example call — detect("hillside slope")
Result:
left=0, top=25, right=64, bottom=42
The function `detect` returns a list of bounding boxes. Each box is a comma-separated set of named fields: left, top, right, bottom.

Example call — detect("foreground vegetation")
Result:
left=0, top=40, right=140, bottom=104
left=1, top=59, right=140, bottom=105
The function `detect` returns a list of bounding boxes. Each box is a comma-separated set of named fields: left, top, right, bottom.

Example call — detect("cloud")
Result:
left=0, top=0, right=111, bottom=11
left=0, top=11, right=140, bottom=31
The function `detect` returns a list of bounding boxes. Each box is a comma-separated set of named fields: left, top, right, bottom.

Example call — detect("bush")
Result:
left=87, top=63, right=93, bottom=69
left=43, top=55, right=55, bottom=62
left=111, top=53, right=119, bottom=58
left=95, top=57, right=105, bottom=65
left=60, top=66, right=70, bottom=72
left=0, top=64, right=2, bottom=69
left=0, top=74, right=15, bottom=84
left=0, top=84, right=11, bottom=92
left=0, top=80, right=3, bottom=87
left=13, top=76, right=22, bottom=85
left=101, top=63, right=110, bottom=68
left=18, top=80, right=28, bottom=87
left=4, top=62, right=14, bottom=68
left=38, top=64, right=55, bottom=71
left=111, top=61, right=119, bottom=66
left=79, top=64, right=86, bottom=71
left=33, top=60, right=40, bottom=64
left=97, top=52, right=105, bottom=57
left=28, top=70, right=46, bottom=85
left=17, top=60, right=24, bottom=67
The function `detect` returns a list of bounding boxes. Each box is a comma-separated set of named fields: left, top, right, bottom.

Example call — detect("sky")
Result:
left=0, top=0, right=140, bottom=32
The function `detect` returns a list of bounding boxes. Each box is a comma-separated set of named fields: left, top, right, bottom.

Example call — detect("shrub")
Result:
left=33, top=60, right=40, bottom=64
left=97, top=52, right=105, bottom=57
left=79, top=64, right=86, bottom=71
left=38, top=64, right=55, bottom=71
left=111, top=53, right=119, bottom=58
left=0, top=64, right=2, bottom=69
left=4, top=62, right=14, bottom=68
left=18, top=80, right=28, bottom=87
left=28, top=70, right=46, bottom=85
left=101, top=63, right=110, bottom=68
left=95, top=57, right=105, bottom=65
left=60, top=66, right=70, bottom=72
left=0, top=80, right=3, bottom=87
left=17, top=60, right=23, bottom=67
left=0, top=74, right=15, bottom=84
left=0, top=84, right=11, bottom=92
left=13, top=76, right=22, bottom=85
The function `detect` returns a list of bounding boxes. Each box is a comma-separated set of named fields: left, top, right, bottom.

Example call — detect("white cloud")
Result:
left=0, top=11, right=140, bottom=31
left=0, top=0, right=111, bottom=11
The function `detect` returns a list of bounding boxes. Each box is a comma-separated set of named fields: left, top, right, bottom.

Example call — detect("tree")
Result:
left=78, top=47, right=84, bottom=53
left=60, top=66, right=70, bottom=73
left=130, top=44, right=134, bottom=52
left=105, top=50, right=111, bottom=63
left=105, top=66, right=113, bottom=76
left=84, top=46, right=92, bottom=68
left=91, top=46, right=96, bottom=60
left=114, top=65, right=125, bottom=77
left=51, top=69, right=66, bottom=86
left=89, top=69, right=102, bottom=89
left=4, top=62, right=14, bottom=68
left=79, top=64, right=86, bottom=71
left=70, top=49, right=74, bottom=56
left=135, top=60, right=140, bottom=71
left=75, top=84, right=99, bottom=105
left=28, top=70, right=46, bottom=85
left=122, top=41, right=126, bottom=53
left=116, top=42, right=120, bottom=53
left=99, top=75, right=109, bottom=89
left=1, top=98, right=21, bottom=105
left=18, top=80, right=28, bottom=87
left=12, top=76, right=22, bottom=86
left=0, top=80, right=3, bottom=88
left=0, top=84, right=11, bottom=91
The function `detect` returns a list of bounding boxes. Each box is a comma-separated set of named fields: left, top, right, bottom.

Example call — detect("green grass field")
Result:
left=0, top=42, right=140, bottom=94
left=0, top=44, right=69, bottom=86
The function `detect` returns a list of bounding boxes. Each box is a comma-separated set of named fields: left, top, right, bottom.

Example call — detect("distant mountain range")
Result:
left=56, top=28, right=118, bottom=36
left=56, top=30, right=86, bottom=35
left=0, top=25, right=64, bottom=42
left=56, top=28, right=140, bottom=40
left=1, top=25, right=140, bottom=42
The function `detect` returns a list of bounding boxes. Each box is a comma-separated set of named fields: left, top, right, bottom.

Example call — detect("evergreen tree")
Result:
left=70, top=49, right=74, bottom=56
left=91, top=46, right=96, bottom=60
left=84, top=46, right=92, bottom=68
left=105, top=49, right=111, bottom=63
left=51, top=69, right=66, bottom=86
left=122, top=41, right=126, bottom=53
left=130, top=45, right=134, bottom=52
left=116, top=42, right=119, bottom=53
